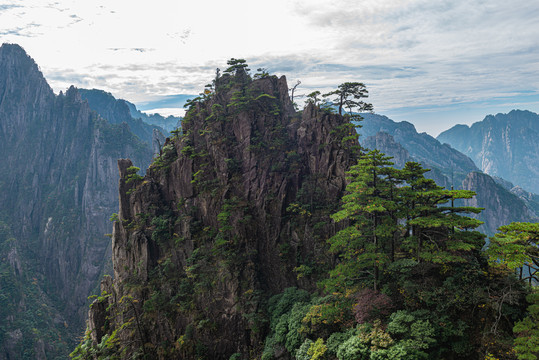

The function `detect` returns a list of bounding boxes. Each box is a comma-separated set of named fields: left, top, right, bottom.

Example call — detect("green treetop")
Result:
left=224, top=58, right=250, bottom=76
left=325, top=154, right=485, bottom=294
left=398, top=162, right=484, bottom=264
left=488, top=222, right=539, bottom=284
left=323, top=82, right=373, bottom=118
left=327, top=150, right=402, bottom=292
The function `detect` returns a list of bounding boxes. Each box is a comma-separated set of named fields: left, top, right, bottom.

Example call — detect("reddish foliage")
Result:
left=353, top=288, right=394, bottom=324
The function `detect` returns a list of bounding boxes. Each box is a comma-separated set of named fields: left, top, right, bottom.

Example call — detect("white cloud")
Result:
left=142, top=108, right=185, bottom=117
left=1, top=0, right=538, bottom=134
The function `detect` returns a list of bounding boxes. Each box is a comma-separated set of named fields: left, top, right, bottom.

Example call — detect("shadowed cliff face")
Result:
left=0, top=43, right=153, bottom=359
left=87, top=74, right=359, bottom=359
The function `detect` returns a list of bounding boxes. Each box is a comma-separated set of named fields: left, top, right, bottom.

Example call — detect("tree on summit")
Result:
left=306, top=91, right=322, bottom=107
left=224, top=58, right=250, bottom=76
left=324, top=82, right=373, bottom=118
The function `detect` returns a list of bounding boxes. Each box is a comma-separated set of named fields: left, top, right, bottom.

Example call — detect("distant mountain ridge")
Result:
left=437, top=109, right=539, bottom=194
left=124, top=100, right=181, bottom=133
left=358, top=112, right=538, bottom=234
left=78, top=88, right=169, bottom=145
left=359, top=113, right=479, bottom=187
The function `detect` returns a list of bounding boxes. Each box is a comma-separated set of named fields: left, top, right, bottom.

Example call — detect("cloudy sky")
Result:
left=1, top=0, right=538, bottom=135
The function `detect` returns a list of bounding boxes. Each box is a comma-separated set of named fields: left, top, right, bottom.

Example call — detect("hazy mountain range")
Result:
left=0, top=43, right=155, bottom=359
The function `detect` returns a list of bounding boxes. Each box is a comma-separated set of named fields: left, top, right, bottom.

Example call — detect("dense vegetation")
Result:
left=71, top=60, right=538, bottom=360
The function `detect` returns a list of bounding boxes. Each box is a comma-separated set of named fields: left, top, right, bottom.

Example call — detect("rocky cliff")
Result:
left=437, top=110, right=539, bottom=194
left=84, top=71, right=358, bottom=359
left=0, top=43, right=154, bottom=359
left=492, top=177, right=539, bottom=218
left=362, top=131, right=412, bottom=168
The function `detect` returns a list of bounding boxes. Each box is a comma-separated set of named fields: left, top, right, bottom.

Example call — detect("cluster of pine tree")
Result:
left=263, top=149, right=537, bottom=360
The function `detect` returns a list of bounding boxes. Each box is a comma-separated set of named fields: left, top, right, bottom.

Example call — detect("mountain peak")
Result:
left=0, top=43, right=52, bottom=102
left=0, top=43, right=41, bottom=73
left=65, top=85, right=82, bottom=101
left=0, top=43, right=28, bottom=57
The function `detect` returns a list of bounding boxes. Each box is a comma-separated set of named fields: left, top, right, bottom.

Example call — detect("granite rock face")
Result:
left=87, top=74, right=358, bottom=359
left=438, top=110, right=539, bottom=194
left=362, top=131, right=412, bottom=168
left=0, top=43, right=154, bottom=358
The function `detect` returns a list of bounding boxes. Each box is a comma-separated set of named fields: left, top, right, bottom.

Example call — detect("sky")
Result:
left=1, top=0, right=538, bottom=136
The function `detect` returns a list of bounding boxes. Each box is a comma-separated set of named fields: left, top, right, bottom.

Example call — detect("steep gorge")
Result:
left=0, top=44, right=154, bottom=359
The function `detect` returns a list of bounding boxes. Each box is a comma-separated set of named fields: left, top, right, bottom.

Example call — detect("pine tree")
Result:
left=488, top=222, right=539, bottom=284
left=325, top=156, right=485, bottom=294
left=323, top=82, right=373, bottom=118
left=327, top=150, right=401, bottom=292
left=513, top=290, right=539, bottom=360
left=398, top=162, right=484, bottom=263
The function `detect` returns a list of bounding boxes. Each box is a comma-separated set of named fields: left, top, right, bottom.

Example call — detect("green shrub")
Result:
left=336, top=336, right=369, bottom=360
left=296, top=339, right=314, bottom=360
left=308, top=338, right=328, bottom=360
left=327, top=328, right=357, bottom=356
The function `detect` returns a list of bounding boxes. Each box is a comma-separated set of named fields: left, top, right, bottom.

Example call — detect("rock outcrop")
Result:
left=86, top=73, right=358, bottom=359
left=509, top=186, right=539, bottom=218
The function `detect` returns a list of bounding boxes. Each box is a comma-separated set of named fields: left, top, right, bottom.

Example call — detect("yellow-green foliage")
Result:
left=308, top=338, right=328, bottom=360
left=358, top=319, right=393, bottom=351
